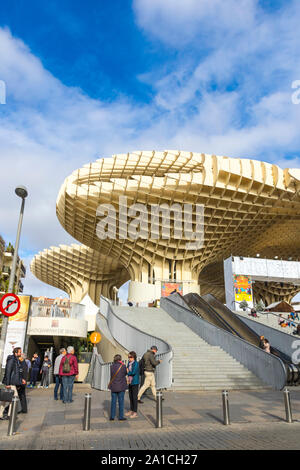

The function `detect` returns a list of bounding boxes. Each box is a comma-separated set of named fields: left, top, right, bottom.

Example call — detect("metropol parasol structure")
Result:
left=31, top=150, right=300, bottom=306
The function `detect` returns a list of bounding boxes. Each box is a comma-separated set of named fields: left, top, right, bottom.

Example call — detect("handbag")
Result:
left=108, top=364, right=123, bottom=390
left=0, top=388, right=14, bottom=402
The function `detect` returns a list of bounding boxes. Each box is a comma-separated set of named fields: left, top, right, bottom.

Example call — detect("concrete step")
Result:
left=113, top=306, right=267, bottom=391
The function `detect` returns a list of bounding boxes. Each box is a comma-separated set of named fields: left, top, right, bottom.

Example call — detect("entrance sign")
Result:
left=0, top=293, right=21, bottom=317
left=90, top=331, right=101, bottom=344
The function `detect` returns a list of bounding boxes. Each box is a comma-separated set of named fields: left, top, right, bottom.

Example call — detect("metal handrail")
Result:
left=161, top=294, right=287, bottom=390
left=89, top=297, right=173, bottom=391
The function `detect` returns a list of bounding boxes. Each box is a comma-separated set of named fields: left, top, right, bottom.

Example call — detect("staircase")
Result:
left=114, top=306, right=267, bottom=391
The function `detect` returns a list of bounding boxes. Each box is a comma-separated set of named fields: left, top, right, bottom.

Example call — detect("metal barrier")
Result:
left=7, top=397, right=18, bottom=436
left=161, top=295, right=287, bottom=390
left=283, top=388, right=293, bottom=423
left=83, top=393, right=92, bottom=430
left=222, top=390, right=230, bottom=425
left=89, top=297, right=173, bottom=391
left=237, top=314, right=299, bottom=363
left=156, top=391, right=163, bottom=428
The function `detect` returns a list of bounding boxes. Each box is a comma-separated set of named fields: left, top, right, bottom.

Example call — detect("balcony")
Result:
left=2, top=266, right=11, bottom=276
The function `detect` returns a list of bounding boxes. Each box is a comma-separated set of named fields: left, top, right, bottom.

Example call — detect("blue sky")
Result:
left=0, top=0, right=300, bottom=301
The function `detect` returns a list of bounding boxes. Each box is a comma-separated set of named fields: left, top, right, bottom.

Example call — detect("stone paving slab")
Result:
left=1, top=384, right=300, bottom=450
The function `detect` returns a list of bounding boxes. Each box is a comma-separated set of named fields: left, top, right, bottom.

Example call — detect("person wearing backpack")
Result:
left=59, top=346, right=78, bottom=403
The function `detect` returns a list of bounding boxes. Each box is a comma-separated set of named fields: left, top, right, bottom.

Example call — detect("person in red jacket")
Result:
left=59, top=346, right=78, bottom=404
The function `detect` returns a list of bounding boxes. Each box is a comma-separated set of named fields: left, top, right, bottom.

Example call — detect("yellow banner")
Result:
left=9, top=295, right=31, bottom=322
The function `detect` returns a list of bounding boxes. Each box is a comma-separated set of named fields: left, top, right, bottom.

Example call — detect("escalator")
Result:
left=183, top=292, right=300, bottom=386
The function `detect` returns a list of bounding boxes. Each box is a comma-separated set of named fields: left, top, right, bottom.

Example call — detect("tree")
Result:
left=255, top=299, right=265, bottom=312
left=239, top=300, right=248, bottom=311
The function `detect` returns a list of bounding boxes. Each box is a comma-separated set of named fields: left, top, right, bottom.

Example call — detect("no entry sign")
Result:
left=0, top=293, right=21, bottom=317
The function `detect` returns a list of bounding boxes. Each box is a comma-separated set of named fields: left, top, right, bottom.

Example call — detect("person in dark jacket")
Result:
left=126, top=351, right=139, bottom=418
left=108, top=354, right=127, bottom=421
left=29, top=353, right=41, bottom=388
left=137, top=346, right=161, bottom=403
left=17, top=354, right=28, bottom=413
left=0, top=347, right=25, bottom=419
left=39, top=355, right=52, bottom=388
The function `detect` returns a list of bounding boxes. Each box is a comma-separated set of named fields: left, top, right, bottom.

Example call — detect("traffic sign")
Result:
left=89, top=331, right=101, bottom=344
left=0, top=293, right=21, bottom=317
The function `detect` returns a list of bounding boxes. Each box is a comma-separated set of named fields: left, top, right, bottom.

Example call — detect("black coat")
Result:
left=2, top=354, right=23, bottom=386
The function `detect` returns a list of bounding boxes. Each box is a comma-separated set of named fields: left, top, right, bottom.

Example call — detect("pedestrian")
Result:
left=39, top=355, right=52, bottom=388
left=108, top=354, right=127, bottom=421
left=59, top=346, right=78, bottom=403
left=29, top=353, right=41, bottom=388
left=17, top=354, right=28, bottom=413
left=263, top=339, right=271, bottom=354
left=293, top=324, right=300, bottom=336
left=137, top=346, right=162, bottom=403
left=125, top=351, right=139, bottom=419
left=258, top=335, right=265, bottom=349
left=24, top=355, right=31, bottom=382
left=53, top=348, right=66, bottom=400
left=0, top=347, right=26, bottom=420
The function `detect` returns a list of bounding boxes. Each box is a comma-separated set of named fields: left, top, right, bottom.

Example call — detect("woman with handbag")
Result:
left=108, top=355, right=127, bottom=421
left=125, top=351, right=139, bottom=419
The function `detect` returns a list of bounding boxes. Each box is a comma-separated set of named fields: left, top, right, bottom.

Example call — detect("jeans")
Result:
left=61, top=375, right=75, bottom=402
left=30, top=368, right=39, bottom=386
left=54, top=375, right=64, bottom=400
left=110, top=391, right=125, bottom=419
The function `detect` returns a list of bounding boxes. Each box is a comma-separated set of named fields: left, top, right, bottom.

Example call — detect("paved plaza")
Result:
left=1, top=384, right=300, bottom=450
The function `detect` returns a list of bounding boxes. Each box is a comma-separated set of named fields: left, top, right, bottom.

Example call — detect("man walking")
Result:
left=59, top=346, right=78, bottom=403
left=137, top=346, right=162, bottom=403
left=53, top=348, right=66, bottom=400
left=0, top=347, right=26, bottom=420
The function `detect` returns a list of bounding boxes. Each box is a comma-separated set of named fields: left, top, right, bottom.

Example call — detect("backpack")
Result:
left=139, top=356, right=145, bottom=375
left=62, top=356, right=71, bottom=373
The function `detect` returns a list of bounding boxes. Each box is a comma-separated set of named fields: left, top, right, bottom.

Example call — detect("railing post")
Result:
left=156, top=391, right=163, bottom=428
left=83, top=393, right=92, bottom=431
left=222, top=390, right=230, bottom=425
left=283, top=388, right=293, bottom=423
left=7, top=397, right=19, bottom=436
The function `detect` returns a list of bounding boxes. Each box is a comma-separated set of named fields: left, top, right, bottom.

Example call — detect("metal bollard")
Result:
left=83, top=393, right=92, bottom=431
left=156, top=391, right=163, bottom=428
left=7, top=397, right=19, bottom=436
left=222, top=390, right=230, bottom=425
left=283, top=388, right=293, bottom=423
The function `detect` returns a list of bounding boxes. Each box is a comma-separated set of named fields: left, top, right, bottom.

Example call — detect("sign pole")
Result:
left=0, top=196, right=26, bottom=374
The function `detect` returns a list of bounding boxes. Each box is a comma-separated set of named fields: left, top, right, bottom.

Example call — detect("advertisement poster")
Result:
left=2, top=295, right=31, bottom=367
left=161, top=282, right=183, bottom=297
left=233, top=275, right=253, bottom=302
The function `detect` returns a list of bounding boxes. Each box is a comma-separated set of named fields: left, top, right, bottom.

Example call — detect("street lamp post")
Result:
left=0, top=185, right=28, bottom=374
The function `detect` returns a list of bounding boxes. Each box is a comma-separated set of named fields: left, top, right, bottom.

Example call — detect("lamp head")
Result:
left=15, top=185, right=28, bottom=199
